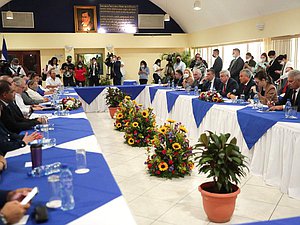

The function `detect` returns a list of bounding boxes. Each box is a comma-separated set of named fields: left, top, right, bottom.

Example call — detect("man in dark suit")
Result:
left=0, top=80, right=44, bottom=134
left=211, top=49, right=223, bottom=78
left=174, top=70, right=184, bottom=86
left=269, top=70, right=300, bottom=111
left=112, top=55, right=122, bottom=85
left=88, top=57, right=100, bottom=86
left=266, top=50, right=282, bottom=82
left=228, top=69, right=256, bottom=100
left=228, top=48, right=244, bottom=83
left=219, top=70, right=239, bottom=97
left=200, top=69, right=222, bottom=92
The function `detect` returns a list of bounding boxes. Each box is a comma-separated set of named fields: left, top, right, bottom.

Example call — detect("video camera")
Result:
left=166, top=53, right=176, bottom=63
left=104, top=52, right=114, bottom=66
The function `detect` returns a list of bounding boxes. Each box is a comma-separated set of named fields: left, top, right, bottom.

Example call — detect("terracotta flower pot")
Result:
left=198, top=182, right=240, bottom=223
left=108, top=107, right=119, bottom=119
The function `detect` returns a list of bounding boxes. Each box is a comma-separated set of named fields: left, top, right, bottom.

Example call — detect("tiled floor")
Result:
left=87, top=112, right=300, bottom=225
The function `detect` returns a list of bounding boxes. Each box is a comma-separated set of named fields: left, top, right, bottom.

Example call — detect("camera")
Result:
left=166, top=53, right=175, bottom=63
left=104, top=52, right=114, bottom=66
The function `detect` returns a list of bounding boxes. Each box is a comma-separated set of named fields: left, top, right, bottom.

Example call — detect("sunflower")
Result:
left=132, top=122, right=139, bottom=128
left=116, top=113, right=124, bottom=120
left=172, top=143, right=181, bottom=150
left=132, top=100, right=137, bottom=105
left=125, top=96, right=131, bottom=101
left=116, top=123, right=122, bottom=128
left=152, top=121, right=156, bottom=127
left=142, top=110, right=149, bottom=118
left=188, top=162, right=194, bottom=170
left=179, top=126, right=188, bottom=133
left=164, top=124, right=170, bottom=128
left=129, top=108, right=133, bottom=113
left=158, top=127, right=167, bottom=135
left=128, top=138, right=134, bottom=145
left=158, top=162, right=168, bottom=171
left=125, top=122, right=129, bottom=127
left=118, top=102, right=123, bottom=107
left=138, top=104, right=143, bottom=107
left=167, top=119, right=175, bottom=123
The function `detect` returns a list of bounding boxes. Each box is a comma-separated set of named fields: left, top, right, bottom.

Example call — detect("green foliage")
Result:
left=105, top=87, right=126, bottom=107
left=194, top=131, right=249, bottom=193
left=99, top=75, right=111, bottom=86
left=161, top=50, right=192, bottom=67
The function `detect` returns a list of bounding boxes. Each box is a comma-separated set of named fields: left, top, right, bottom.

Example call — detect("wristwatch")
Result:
left=0, top=213, right=8, bottom=224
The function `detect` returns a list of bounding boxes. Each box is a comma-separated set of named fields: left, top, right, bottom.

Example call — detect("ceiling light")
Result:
left=6, top=11, right=13, bottom=20
left=164, top=14, right=170, bottom=22
left=193, top=0, right=201, bottom=11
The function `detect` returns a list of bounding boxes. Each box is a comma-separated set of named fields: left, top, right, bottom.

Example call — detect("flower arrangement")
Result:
left=124, top=107, right=157, bottom=147
left=199, top=91, right=224, bottom=103
left=146, top=119, right=194, bottom=178
left=105, top=87, right=126, bottom=108
left=99, top=75, right=111, bottom=86
left=61, top=97, right=82, bottom=110
left=114, top=96, right=138, bottom=131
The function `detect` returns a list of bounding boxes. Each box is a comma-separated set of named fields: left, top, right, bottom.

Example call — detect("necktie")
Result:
left=292, top=90, right=297, bottom=105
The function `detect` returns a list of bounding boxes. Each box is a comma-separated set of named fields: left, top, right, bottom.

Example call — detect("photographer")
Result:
left=104, top=53, right=114, bottom=79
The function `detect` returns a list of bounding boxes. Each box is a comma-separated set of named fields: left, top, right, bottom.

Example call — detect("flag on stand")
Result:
left=1, top=38, right=8, bottom=61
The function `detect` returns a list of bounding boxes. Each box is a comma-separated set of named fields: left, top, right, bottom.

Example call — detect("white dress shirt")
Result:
left=26, top=88, right=44, bottom=101
left=15, top=93, right=31, bottom=116
left=46, top=77, right=62, bottom=86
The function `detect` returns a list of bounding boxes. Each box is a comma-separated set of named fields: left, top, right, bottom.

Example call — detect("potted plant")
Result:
left=194, top=131, right=248, bottom=223
left=105, top=87, right=126, bottom=118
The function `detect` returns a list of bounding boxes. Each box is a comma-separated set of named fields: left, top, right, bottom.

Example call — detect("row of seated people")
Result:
left=173, top=68, right=300, bottom=111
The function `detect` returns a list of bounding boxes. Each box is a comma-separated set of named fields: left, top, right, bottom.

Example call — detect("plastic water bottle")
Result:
left=253, top=93, right=259, bottom=109
left=167, top=79, right=171, bottom=88
left=194, top=85, right=199, bottom=96
left=28, top=162, right=62, bottom=177
left=285, top=99, right=292, bottom=118
left=171, top=80, right=175, bottom=91
left=158, top=79, right=162, bottom=86
left=60, top=165, right=75, bottom=211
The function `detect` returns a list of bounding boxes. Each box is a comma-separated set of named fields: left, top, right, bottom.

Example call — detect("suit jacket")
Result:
left=21, top=91, right=41, bottom=105
left=277, top=88, right=300, bottom=111
left=267, top=57, right=282, bottom=82
left=258, top=83, right=278, bottom=105
left=201, top=78, right=222, bottom=92
left=112, top=61, right=122, bottom=78
left=0, top=190, right=10, bottom=208
left=219, top=78, right=239, bottom=97
left=191, top=79, right=201, bottom=89
left=228, top=57, right=244, bottom=82
left=0, top=121, right=25, bottom=156
left=237, top=79, right=257, bottom=100
left=174, top=77, right=183, bottom=86
left=211, top=56, right=223, bottom=78
left=0, top=101, right=40, bottom=134
left=88, top=64, right=101, bottom=78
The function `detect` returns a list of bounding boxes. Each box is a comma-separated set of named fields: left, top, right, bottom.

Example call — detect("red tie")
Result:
left=223, top=84, right=226, bottom=94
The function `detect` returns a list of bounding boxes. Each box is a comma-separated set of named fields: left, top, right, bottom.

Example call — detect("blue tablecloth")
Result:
left=74, top=86, right=107, bottom=104
left=1, top=148, right=122, bottom=225
left=241, top=216, right=300, bottom=225
left=237, top=107, right=300, bottom=149
left=192, top=99, right=215, bottom=127
left=149, top=86, right=170, bottom=103
left=123, top=81, right=137, bottom=85
left=166, top=91, right=196, bottom=113
left=117, top=85, right=146, bottom=100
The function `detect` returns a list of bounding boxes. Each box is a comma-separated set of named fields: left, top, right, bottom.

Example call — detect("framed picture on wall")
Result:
left=74, top=6, right=97, bottom=33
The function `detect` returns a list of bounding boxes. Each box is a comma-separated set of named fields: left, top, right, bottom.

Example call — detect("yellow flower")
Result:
left=158, top=127, right=167, bottom=135
left=125, top=96, right=131, bottom=101
left=158, top=162, right=168, bottom=171
left=167, top=119, right=175, bottom=123
left=116, top=113, right=124, bottom=120
left=116, top=123, right=122, bottom=128
left=129, top=108, right=133, bottom=113
left=152, top=121, right=156, bottom=127
left=142, top=110, right=149, bottom=118
left=128, top=138, right=134, bottom=145
left=125, top=122, right=129, bottom=127
left=132, top=100, right=137, bottom=105
left=138, top=104, right=143, bottom=107
left=172, top=143, right=181, bottom=150
left=188, top=162, right=194, bottom=170
left=179, top=126, right=188, bottom=133
left=164, top=124, right=170, bottom=128
left=118, top=102, right=123, bottom=107
left=132, top=122, right=139, bottom=128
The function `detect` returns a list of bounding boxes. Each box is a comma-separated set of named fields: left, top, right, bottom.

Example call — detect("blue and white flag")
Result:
left=1, top=38, right=8, bottom=61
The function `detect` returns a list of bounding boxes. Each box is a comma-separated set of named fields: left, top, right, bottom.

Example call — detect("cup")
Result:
left=30, top=144, right=42, bottom=169
left=239, top=94, right=245, bottom=103
left=75, top=149, right=89, bottom=174
left=43, top=138, right=56, bottom=148
left=288, top=106, right=298, bottom=119
left=46, top=175, right=62, bottom=208
left=257, top=101, right=264, bottom=111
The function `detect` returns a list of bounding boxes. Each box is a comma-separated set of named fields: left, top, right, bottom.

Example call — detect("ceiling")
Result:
left=1, top=0, right=300, bottom=33
left=150, top=0, right=300, bottom=33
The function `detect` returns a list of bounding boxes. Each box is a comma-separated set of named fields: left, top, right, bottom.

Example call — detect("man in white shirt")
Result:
left=26, top=80, right=49, bottom=103
left=9, top=58, right=26, bottom=77
left=173, top=55, right=186, bottom=73
left=46, top=68, right=62, bottom=88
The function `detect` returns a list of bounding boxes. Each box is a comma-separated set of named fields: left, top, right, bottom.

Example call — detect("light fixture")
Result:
left=193, top=0, right=201, bottom=11
left=6, top=11, right=13, bottom=20
left=164, top=14, right=170, bottom=22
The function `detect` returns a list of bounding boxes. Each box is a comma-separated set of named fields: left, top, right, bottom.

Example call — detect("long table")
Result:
left=74, top=85, right=300, bottom=200
left=2, top=89, right=136, bottom=225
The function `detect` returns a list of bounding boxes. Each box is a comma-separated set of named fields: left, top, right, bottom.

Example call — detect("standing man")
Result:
left=211, top=49, right=223, bottom=78
left=88, top=57, right=100, bottom=86
left=112, top=56, right=122, bottom=85
left=61, top=56, right=75, bottom=87
left=266, top=50, right=282, bottom=82
left=173, top=55, right=186, bottom=73
left=228, top=48, right=244, bottom=83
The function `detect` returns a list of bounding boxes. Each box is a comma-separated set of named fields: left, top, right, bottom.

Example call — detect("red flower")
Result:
left=172, top=171, right=175, bottom=174
left=169, top=160, right=173, bottom=165
left=174, top=152, right=179, bottom=156
left=134, top=130, right=138, bottom=135
left=146, top=118, right=149, bottom=122
left=169, top=139, right=173, bottom=143
left=137, top=140, right=140, bottom=143
left=156, top=171, right=161, bottom=175
left=148, top=164, right=152, bottom=169
left=162, top=150, right=167, bottom=155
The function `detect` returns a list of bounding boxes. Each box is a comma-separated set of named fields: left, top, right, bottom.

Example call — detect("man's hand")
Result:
left=43, top=97, right=50, bottom=103
left=22, top=132, right=42, bottom=145
left=0, top=156, right=7, bottom=172
left=37, top=117, right=47, bottom=124
left=269, top=105, right=283, bottom=111
left=32, top=105, right=44, bottom=111
left=7, top=188, right=32, bottom=202
left=0, top=201, right=30, bottom=224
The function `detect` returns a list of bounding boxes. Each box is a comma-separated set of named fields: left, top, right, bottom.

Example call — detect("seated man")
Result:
left=46, top=68, right=62, bottom=89
left=219, top=70, right=239, bottom=97
left=269, top=70, right=300, bottom=111
left=0, top=80, right=45, bottom=134
left=174, top=70, right=184, bottom=87
left=200, top=69, right=222, bottom=92
left=0, top=188, right=32, bottom=224
left=26, top=80, right=49, bottom=103
left=228, top=69, right=256, bottom=100
left=31, top=73, right=53, bottom=96
left=191, top=69, right=203, bottom=89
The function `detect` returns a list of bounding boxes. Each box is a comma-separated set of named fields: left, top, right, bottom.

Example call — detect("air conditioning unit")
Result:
left=2, top=11, right=34, bottom=28
left=138, top=14, right=164, bottom=29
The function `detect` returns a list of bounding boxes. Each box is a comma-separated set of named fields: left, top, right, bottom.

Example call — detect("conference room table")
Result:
left=74, top=85, right=300, bottom=200
left=1, top=89, right=136, bottom=225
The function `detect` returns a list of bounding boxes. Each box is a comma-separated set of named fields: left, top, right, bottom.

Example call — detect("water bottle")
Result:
left=194, top=85, right=199, bottom=96
left=171, top=80, right=175, bottom=91
left=158, top=79, right=162, bottom=86
left=253, top=93, right=259, bottom=109
left=60, top=165, right=75, bottom=211
left=28, top=162, right=62, bottom=177
left=167, top=79, right=171, bottom=88
left=285, top=99, right=292, bottom=118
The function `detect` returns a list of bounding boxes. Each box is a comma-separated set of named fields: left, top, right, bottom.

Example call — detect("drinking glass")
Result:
left=46, top=175, right=62, bottom=208
left=288, top=106, right=298, bottom=119
left=75, top=149, right=89, bottom=174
